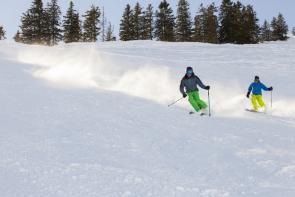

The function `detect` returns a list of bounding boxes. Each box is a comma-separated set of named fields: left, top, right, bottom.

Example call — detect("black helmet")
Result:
left=186, top=67, right=194, bottom=77
left=254, top=76, right=260, bottom=80
left=186, top=67, right=193, bottom=74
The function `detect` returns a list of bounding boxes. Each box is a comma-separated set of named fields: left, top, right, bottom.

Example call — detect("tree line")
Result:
left=0, top=0, right=293, bottom=44
left=119, top=0, right=290, bottom=44
left=14, top=0, right=115, bottom=45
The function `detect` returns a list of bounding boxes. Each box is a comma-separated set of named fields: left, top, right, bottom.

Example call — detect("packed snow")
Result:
left=0, top=38, right=295, bottom=197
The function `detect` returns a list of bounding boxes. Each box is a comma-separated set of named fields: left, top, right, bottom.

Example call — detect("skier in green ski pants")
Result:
left=180, top=67, right=210, bottom=113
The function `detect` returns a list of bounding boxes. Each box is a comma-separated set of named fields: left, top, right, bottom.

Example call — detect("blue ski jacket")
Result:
left=248, top=82, right=269, bottom=95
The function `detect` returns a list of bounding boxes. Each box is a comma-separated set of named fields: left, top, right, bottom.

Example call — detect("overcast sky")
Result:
left=0, top=0, right=294, bottom=38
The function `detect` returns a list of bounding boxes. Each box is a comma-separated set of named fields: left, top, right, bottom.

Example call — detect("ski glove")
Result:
left=183, top=93, right=187, bottom=98
left=268, top=87, right=273, bottom=91
left=246, top=92, right=250, bottom=98
left=205, top=86, right=210, bottom=90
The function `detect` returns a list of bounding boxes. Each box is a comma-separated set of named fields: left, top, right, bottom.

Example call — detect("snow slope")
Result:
left=0, top=38, right=295, bottom=197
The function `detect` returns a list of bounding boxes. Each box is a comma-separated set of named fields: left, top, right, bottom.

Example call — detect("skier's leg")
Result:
left=251, top=95, right=259, bottom=111
left=188, top=92, right=201, bottom=112
left=257, top=95, right=265, bottom=108
left=193, top=91, right=208, bottom=110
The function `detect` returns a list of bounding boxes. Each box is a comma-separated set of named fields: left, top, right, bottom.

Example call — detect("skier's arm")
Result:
left=261, top=83, right=269, bottom=91
left=247, top=83, right=253, bottom=98
left=248, top=83, right=253, bottom=93
left=179, top=79, right=186, bottom=95
left=196, top=76, right=208, bottom=90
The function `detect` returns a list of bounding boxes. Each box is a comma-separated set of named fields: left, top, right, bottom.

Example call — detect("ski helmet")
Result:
left=186, top=67, right=193, bottom=74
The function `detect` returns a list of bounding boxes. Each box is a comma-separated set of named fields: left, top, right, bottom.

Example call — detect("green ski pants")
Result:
left=187, top=91, right=207, bottom=112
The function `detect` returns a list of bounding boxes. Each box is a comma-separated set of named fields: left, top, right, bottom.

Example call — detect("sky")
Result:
left=0, top=0, right=294, bottom=39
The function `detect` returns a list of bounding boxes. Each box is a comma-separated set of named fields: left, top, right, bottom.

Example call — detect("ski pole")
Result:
left=271, top=90, right=273, bottom=109
left=168, top=97, right=184, bottom=107
left=208, top=90, right=211, bottom=117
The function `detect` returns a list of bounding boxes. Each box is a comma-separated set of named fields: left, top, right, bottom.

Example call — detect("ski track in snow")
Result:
left=0, top=38, right=295, bottom=197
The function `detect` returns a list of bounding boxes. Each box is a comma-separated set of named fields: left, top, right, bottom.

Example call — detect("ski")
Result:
left=189, top=111, right=207, bottom=116
left=245, top=109, right=267, bottom=114
left=246, top=109, right=258, bottom=113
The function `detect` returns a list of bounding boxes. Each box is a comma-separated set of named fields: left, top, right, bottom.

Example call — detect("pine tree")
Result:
left=142, top=4, right=154, bottom=40
left=193, top=15, right=203, bottom=42
left=132, top=2, right=144, bottom=40
left=101, top=7, right=107, bottom=42
left=270, top=17, right=278, bottom=40
left=219, top=0, right=260, bottom=44
left=120, top=4, right=134, bottom=41
left=271, top=13, right=288, bottom=41
left=14, top=30, right=22, bottom=42
left=0, top=26, right=6, bottom=40
left=204, top=3, right=218, bottom=43
left=260, top=20, right=272, bottom=41
left=44, top=0, right=62, bottom=45
left=106, top=23, right=115, bottom=41
left=63, top=1, right=82, bottom=43
left=20, top=0, right=46, bottom=44
left=175, top=0, right=192, bottom=42
left=219, top=0, right=234, bottom=43
left=193, top=4, right=206, bottom=42
left=19, top=13, right=33, bottom=43
left=293, top=27, right=295, bottom=36
left=231, top=1, right=243, bottom=43
left=83, top=5, right=101, bottom=42
left=155, top=0, right=175, bottom=41
left=240, top=5, right=260, bottom=44
left=193, top=3, right=218, bottom=43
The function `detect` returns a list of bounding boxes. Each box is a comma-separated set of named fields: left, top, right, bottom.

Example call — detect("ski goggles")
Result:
left=186, top=70, right=193, bottom=74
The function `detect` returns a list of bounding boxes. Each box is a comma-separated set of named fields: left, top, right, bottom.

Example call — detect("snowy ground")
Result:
left=0, top=38, right=295, bottom=197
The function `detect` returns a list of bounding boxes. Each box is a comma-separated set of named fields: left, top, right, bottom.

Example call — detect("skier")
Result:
left=180, top=67, right=210, bottom=114
left=247, top=76, right=273, bottom=112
